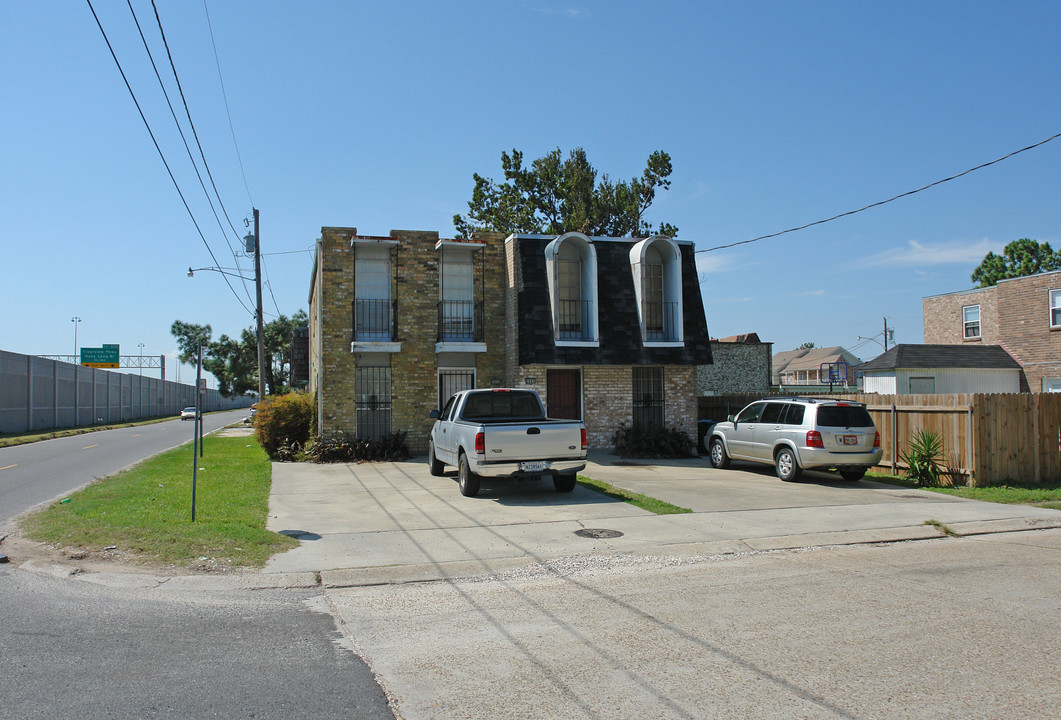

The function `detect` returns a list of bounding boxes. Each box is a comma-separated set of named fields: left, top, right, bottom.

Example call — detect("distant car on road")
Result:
left=180, top=407, right=198, bottom=421
left=707, top=397, right=882, bottom=481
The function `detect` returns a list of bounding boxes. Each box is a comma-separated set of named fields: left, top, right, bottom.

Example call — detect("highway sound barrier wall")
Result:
left=0, top=349, right=254, bottom=434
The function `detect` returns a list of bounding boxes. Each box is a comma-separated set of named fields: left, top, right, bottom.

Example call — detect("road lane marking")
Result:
left=0, top=464, right=16, bottom=470
left=131, top=433, right=142, bottom=438
left=82, top=444, right=99, bottom=450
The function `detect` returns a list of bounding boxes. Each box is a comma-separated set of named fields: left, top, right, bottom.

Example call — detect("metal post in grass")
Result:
left=191, top=344, right=201, bottom=522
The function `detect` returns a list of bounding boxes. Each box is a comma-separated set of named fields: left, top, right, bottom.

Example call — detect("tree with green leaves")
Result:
left=170, top=310, right=308, bottom=397
left=453, top=147, right=678, bottom=239
left=971, top=238, right=1061, bottom=287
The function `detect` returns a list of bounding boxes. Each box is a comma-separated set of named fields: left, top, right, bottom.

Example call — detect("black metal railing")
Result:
left=557, top=299, right=593, bottom=340
left=353, top=298, right=398, bottom=342
left=437, top=300, right=483, bottom=342
left=643, top=301, right=679, bottom=342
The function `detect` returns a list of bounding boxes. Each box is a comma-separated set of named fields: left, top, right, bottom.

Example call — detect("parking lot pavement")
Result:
left=263, top=452, right=1061, bottom=581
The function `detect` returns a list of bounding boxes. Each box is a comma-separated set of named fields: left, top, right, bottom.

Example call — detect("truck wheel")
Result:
left=553, top=472, right=577, bottom=493
left=775, top=447, right=802, bottom=482
left=709, top=437, right=730, bottom=469
left=428, top=441, right=444, bottom=476
left=458, top=453, right=480, bottom=497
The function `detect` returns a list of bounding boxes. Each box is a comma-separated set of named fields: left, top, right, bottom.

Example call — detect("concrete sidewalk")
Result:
left=262, top=450, right=1061, bottom=586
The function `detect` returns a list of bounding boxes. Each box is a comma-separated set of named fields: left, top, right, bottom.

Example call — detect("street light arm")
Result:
left=187, top=266, right=255, bottom=281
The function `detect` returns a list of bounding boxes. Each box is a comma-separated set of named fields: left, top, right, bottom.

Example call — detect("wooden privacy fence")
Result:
left=698, top=393, right=1061, bottom=486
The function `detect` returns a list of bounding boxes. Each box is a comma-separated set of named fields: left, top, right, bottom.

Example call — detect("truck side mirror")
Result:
left=429, top=409, right=440, bottom=419
left=727, top=414, right=736, bottom=423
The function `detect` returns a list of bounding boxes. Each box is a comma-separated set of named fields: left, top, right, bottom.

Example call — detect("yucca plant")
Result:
left=900, top=429, right=945, bottom=487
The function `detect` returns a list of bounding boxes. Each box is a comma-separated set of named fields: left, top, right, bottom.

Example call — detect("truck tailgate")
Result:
left=483, top=422, right=582, bottom=461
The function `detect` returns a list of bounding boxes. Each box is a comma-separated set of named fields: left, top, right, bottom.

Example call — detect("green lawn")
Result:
left=20, top=436, right=297, bottom=569
left=867, top=471, right=1061, bottom=510
left=577, top=476, right=692, bottom=514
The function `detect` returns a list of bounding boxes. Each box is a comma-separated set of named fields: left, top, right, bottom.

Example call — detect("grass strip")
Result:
left=577, top=475, right=692, bottom=515
left=20, top=436, right=296, bottom=569
left=867, top=471, right=1061, bottom=510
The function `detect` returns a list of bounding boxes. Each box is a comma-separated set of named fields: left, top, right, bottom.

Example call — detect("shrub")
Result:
left=254, top=393, right=314, bottom=460
left=613, top=424, right=695, bottom=459
left=900, top=428, right=945, bottom=487
left=305, top=431, right=410, bottom=463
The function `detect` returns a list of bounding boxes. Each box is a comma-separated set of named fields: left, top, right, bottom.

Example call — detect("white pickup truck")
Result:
left=427, top=388, right=587, bottom=497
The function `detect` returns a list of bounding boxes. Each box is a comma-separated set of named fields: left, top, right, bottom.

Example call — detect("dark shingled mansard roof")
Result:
left=861, top=344, right=1022, bottom=372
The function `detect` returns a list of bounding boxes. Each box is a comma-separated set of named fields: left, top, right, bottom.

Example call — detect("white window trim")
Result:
left=1050, top=289, right=1061, bottom=328
left=629, top=236, right=684, bottom=345
left=962, top=304, right=981, bottom=339
left=544, top=232, right=599, bottom=346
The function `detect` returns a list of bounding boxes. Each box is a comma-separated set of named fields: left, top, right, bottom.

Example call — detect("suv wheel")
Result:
left=709, top=437, right=730, bottom=469
left=775, top=447, right=802, bottom=482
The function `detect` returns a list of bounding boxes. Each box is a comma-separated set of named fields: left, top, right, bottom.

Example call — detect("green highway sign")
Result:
left=81, top=345, right=119, bottom=368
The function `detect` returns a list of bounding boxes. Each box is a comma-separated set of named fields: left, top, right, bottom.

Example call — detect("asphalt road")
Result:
left=0, top=409, right=249, bottom=524
left=0, top=569, right=394, bottom=720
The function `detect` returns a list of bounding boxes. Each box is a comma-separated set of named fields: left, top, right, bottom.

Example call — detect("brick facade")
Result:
left=310, top=227, right=712, bottom=454
left=923, top=271, right=1061, bottom=391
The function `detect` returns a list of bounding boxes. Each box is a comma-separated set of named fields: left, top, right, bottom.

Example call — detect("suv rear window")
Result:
left=816, top=405, right=874, bottom=428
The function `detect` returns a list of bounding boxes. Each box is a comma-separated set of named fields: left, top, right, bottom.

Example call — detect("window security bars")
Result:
left=643, top=301, right=679, bottom=341
left=438, top=369, right=475, bottom=412
left=437, top=300, right=483, bottom=342
left=632, top=366, right=664, bottom=430
left=557, top=299, right=593, bottom=340
left=355, top=366, right=391, bottom=440
left=353, top=298, right=398, bottom=341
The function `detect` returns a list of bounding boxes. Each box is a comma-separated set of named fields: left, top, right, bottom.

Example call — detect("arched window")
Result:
left=630, top=236, right=683, bottom=344
left=545, top=233, right=598, bottom=345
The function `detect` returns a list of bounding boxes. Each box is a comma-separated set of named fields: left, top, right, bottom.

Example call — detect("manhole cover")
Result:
left=575, top=528, right=624, bottom=539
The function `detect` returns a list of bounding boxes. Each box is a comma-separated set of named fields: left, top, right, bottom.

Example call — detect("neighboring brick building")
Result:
left=308, top=228, right=713, bottom=452
left=697, top=333, right=773, bottom=394
left=923, top=270, right=1061, bottom=392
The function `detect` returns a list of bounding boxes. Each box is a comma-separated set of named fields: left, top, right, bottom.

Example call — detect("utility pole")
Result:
left=883, top=317, right=889, bottom=351
left=252, top=208, right=266, bottom=401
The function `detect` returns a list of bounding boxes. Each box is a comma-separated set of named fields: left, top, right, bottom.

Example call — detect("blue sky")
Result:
left=3, top=1, right=1059, bottom=386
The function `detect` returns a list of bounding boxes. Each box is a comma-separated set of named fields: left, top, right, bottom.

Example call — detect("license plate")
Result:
left=521, top=461, right=547, bottom=472
left=839, top=435, right=859, bottom=446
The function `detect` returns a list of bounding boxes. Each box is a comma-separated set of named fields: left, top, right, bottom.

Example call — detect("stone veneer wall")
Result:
left=697, top=341, right=772, bottom=395
left=311, top=227, right=358, bottom=440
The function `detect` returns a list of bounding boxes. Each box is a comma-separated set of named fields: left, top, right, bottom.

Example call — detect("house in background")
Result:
left=772, top=346, right=861, bottom=388
left=698, top=333, right=772, bottom=395
left=923, top=270, right=1061, bottom=392
left=860, top=344, right=1022, bottom=394
left=308, top=227, right=712, bottom=453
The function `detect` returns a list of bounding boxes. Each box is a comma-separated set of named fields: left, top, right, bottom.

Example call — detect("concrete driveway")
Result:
left=263, top=451, right=1061, bottom=583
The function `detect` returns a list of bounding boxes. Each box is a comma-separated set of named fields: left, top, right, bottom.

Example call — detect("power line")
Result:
left=125, top=0, right=255, bottom=310
left=203, top=0, right=253, bottom=207
left=146, top=0, right=256, bottom=305
left=85, top=0, right=253, bottom=318
left=697, top=132, right=1061, bottom=254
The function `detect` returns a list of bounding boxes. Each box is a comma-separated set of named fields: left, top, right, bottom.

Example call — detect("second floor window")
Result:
left=963, top=305, right=981, bottom=339
left=355, top=244, right=394, bottom=341
left=1050, top=290, right=1061, bottom=328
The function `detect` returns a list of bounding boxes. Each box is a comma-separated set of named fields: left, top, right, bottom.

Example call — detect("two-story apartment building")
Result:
left=922, top=270, right=1061, bottom=392
left=307, top=227, right=712, bottom=453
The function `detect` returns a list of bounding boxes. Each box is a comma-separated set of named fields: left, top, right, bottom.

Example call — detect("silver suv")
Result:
left=707, top=398, right=882, bottom=481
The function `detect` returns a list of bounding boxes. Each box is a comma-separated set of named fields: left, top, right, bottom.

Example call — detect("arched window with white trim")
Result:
left=545, top=233, right=598, bottom=345
left=630, top=236, right=683, bottom=345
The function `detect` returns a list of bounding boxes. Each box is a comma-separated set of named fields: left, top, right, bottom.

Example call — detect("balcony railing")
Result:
left=437, top=300, right=483, bottom=343
left=353, top=298, right=398, bottom=342
left=557, top=299, right=594, bottom=340
left=643, top=301, right=679, bottom=342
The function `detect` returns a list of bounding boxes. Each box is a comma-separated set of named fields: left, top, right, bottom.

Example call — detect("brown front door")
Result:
left=547, top=369, right=581, bottom=419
